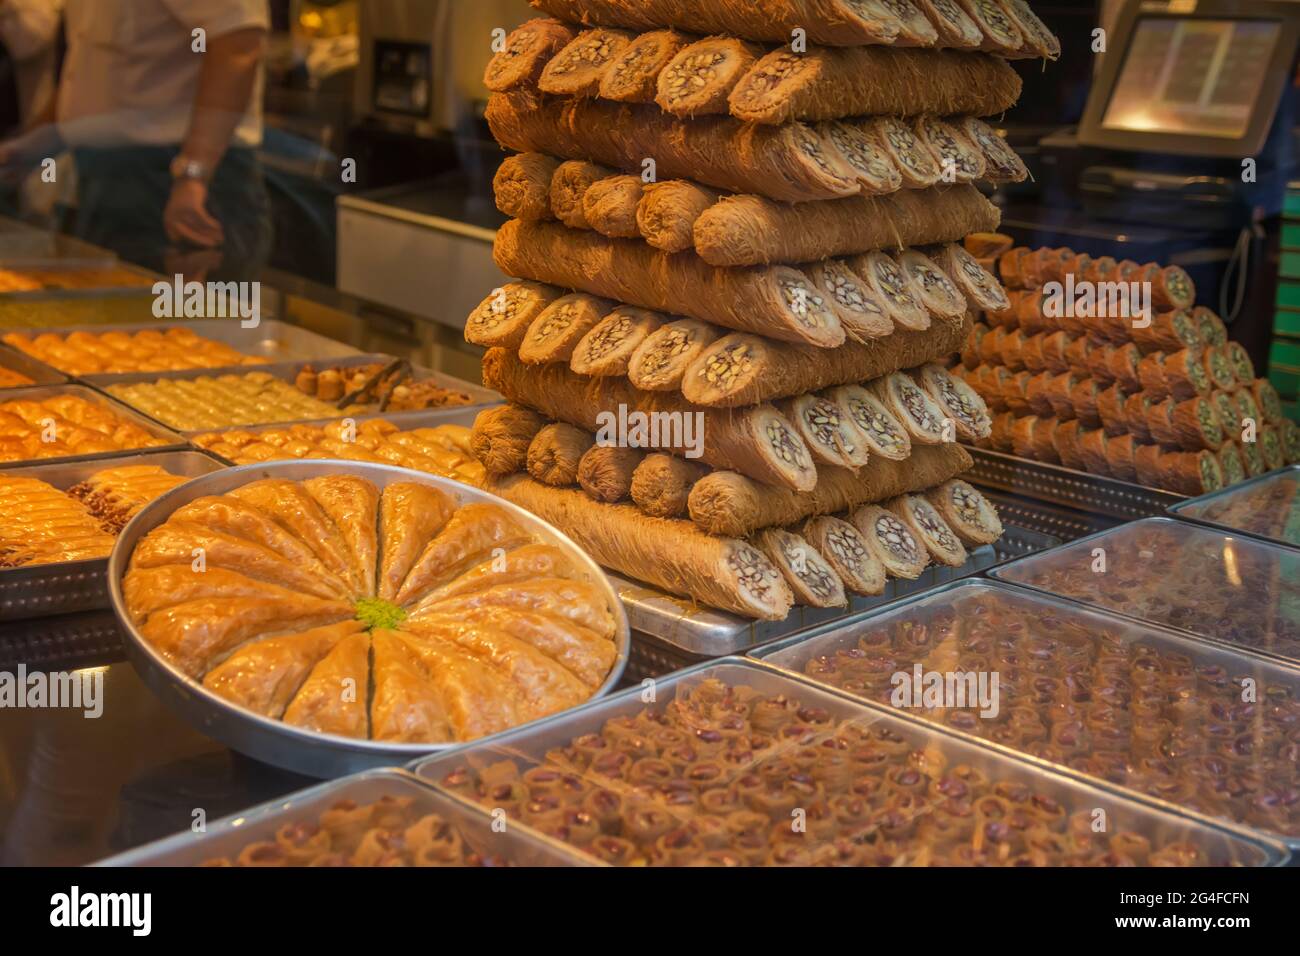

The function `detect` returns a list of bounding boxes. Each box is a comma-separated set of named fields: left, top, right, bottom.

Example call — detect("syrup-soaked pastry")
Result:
left=886, top=493, right=966, bottom=567
left=627, top=318, right=721, bottom=392
left=821, top=121, right=902, bottom=195
left=1131, top=309, right=1200, bottom=355
left=394, top=627, right=530, bottom=740
left=1285, top=420, right=1300, bottom=464
left=809, top=259, right=895, bottom=341
left=1217, top=443, right=1246, bottom=487
left=570, top=307, right=664, bottom=378
left=1000, top=370, right=1032, bottom=416
left=484, top=18, right=577, bottom=92
left=1043, top=371, right=1080, bottom=421
left=1038, top=330, right=1074, bottom=374
left=518, top=294, right=614, bottom=366
left=66, top=465, right=183, bottom=533
left=1107, top=342, right=1143, bottom=393
left=282, top=630, right=372, bottom=739
left=850, top=251, right=931, bottom=331
left=655, top=37, right=760, bottom=118
left=1232, top=389, right=1263, bottom=434
left=203, top=620, right=367, bottom=719
left=598, top=29, right=689, bottom=102
left=393, top=503, right=530, bottom=606
left=926, top=479, right=1002, bottom=546
left=997, top=328, right=1027, bottom=370
left=369, top=628, right=455, bottom=743
left=956, top=0, right=1024, bottom=54
left=874, top=0, right=942, bottom=44
left=0, top=475, right=115, bottom=566
left=1202, top=347, right=1237, bottom=393
left=122, top=564, right=322, bottom=621
left=1069, top=378, right=1102, bottom=429
left=410, top=578, right=615, bottom=638
left=914, top=0, right=984, bottom=48
left=802, top=515, right=887, bottom=597
left=1169, top=397, right=1224, bottom=452
left=1162, top=449, right=1225, bottom=496
left=1023, top=371, right=1055, bottom=419
left=1095, top=384, right=1128, bottom=437
left=960, top=117, right=1029, bottom=183
left=829, top=384, right=913, bottom=461
left=2, top=327, right=260, bottom=375
left=1076, top=428, right=1110, bottom=475
left=915, top=116, right=985, bottom=184
left=912, top=363, right=990, bottom=440
left=757, top=527, right=847, bottom=609
left=538, top=28, right=633, bottom=97
left=1238, top=437, right=1267, bottom=478
left=1123, top=392, right=1154, bottom=443
left=1194, top=306, right=1228, bottom=348
left=1086, top=345, right=1117, bottom=387
left=297, top=476, right=379, bottom=596
left=378, top=482, right=456, bottom=602
left=872, top=371, right=948, bottom=444
left=465, top=281, right=563, bottom=350
left=961, top=324, right=987, bottom=370
left=1104, top=433, right=1138, bottom=482
left=1161, top=348, right=1213, bottom=401
left=1226, top=342, right=1256, bottom=387
left=896, top=249, right=967, bottom=319
left=1133, top=442, right=1164, bottom=488
left=850, top=504, right=929, bottom=579
left=780, top=392, right=870, bottom=469
left=986, top=411, right=1016, bottom=454
left=1137, top=352, right=1168, bottom=401
left=865, top=117, right=941, bottom=189
left=1259, top=425, right=1286, bottom=471
left=1253, top=378, right=1286, bottom=425
left=1147, top=399, right=1178, bottom=448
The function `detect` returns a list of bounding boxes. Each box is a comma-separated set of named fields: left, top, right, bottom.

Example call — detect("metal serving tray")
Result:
left=97, top=768, right=593, bottom=866
left=411, top=659, right=1285, bottom=866
left=0, top=610, right=126, bottom=670
left=0, top=230, right=118, bottom=269
left=1169, top=465, right=1300, bottom=550
left=0, top=383, right=187, bottom=467
left=620, top=523, right=1061, bottom=681
left=0, top=450, right=227, bottom=622
left=965, top=446, right=1185, bottom=522
left=752, top=579, right=1300, bottom=850
left=0, top=261, right=160, bottom=301
left=85, top=355, right=498, bottom=433
left=1, top=318, right=363, bottom=376
left=991, top=516, right=1300, bottom=669
left=0, top=294, right=182, bottom=330
left=0, top=344, right=66, bottom=387
left=107, top=459, right=630, bottom=779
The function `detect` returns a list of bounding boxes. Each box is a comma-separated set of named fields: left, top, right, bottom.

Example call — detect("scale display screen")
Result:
left=1102, top=17, right=1282, bottom=139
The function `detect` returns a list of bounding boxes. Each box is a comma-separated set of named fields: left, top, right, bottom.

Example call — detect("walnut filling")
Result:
left=605, top=44, right=655, bottom=87
left=883, top=121, right=932, bottom=176
left=729, top=546, right=777, bottom=600
left=532, top=303, right=581, bottom=342
left=766, top=420, right=809, bottom=469
left=935, top=376, right=980, bottom=427
left=825, top=524, right=868, bottom=569
left=697, top=341, right=752, bottom=391
left=873, top=258, right=914, bottom=309
left=780, top=279, right=828, bottom=329
left=913, top=503, right=960, bottom=553
left=582, top=317, right=634, bottom=360
left=486, top=32, right=539, bottom=83
left=951, top=485, right=987, bottom=527
left=793, top=127, right=841, bottom=180
left=827, top=125, right=894, bottom=183
left=847, top=397, right=907, bottom=454
left=470, top=290, right=530, bottom=333
left=546, top=35, right=623, bottom=77
left=661, top=51, right=727, bottom=104
left=782, top=540, right=836, bottom=600
left=898, top=381, right=941, bottom=434
left=638, top=329, right=695, bottom=377
left=911, top=261, right=959, bottom=301
left=735, top=53, right=804, bottom=100
left=974, top=0, right=1018, bottom=41
left=803, top=399, right=856, bottom=457
left=874, top=514, right=920, bottom=561
left=922, top=121, right=979, bottom=177
left=822, top=267, right=884, bottom=318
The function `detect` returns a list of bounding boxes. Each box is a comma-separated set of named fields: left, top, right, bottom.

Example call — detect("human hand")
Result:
left=163, top=178, right=225, bottom=248
left=0, top=124, right=65, bottom=183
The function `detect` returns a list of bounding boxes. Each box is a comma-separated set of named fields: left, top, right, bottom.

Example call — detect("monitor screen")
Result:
left=1101, top=17, right=1282, bottom=140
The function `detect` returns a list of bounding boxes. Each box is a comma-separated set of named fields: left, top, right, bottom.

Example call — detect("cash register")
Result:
left=1015, top=0, right=1300, bottom=365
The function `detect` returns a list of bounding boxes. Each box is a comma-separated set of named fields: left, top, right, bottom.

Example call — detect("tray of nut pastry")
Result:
left=410, top=659, right=1286, bottom=867
left=0, top=319, right=363, bottom=376
left=753, top=579, right=1300, bottom=850
left=618, top=522, right=1061, bottom=679
left=81, top=357, right=498, bottom=435
left=0, top=449, right=226, bottom=621
left=1169, top=465, right=1300, bottom=551
left=0, top=343, right=67, bottom=388
left=108, top=459, right=630, bottom=777
left=189, top=408, right=489, bottom=486
left=0, top=261, right=160, bottom=299
left=0, top=384, right=187, bottom=468
left=96, top=768, right=594, bottom=867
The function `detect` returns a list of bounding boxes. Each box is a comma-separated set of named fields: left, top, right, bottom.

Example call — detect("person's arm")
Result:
left=0, top=0, right=63, bottom=63
left=165, top=25, right=266, bottom=247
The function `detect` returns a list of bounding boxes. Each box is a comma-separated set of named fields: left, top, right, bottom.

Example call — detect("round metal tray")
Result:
left=107, top=460, right=631, bottom=778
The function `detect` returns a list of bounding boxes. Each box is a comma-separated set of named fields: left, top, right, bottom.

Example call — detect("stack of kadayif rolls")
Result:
left=464, top=0, right=1061, bottom=620
left=952, top=242, right=1300, bottom=496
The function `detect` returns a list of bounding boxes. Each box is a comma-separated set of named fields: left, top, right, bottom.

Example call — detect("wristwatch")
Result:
left=170, top=155, right=213, bottom=184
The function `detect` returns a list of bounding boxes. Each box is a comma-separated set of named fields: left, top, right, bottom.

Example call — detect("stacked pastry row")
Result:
left=471, top=397, right=1003, bottom=619
left=0, top=394, right=168, bottom=462
left=953, top=245, right=1300, bottom=494
left=463, top=5, right=1055, bottom=618
left=0, top=464, right=187, bottom=567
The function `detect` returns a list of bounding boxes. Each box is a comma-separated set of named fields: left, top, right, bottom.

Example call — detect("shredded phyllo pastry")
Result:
left=192, top=419, right=484, bottom=486
left=199, top=796, right=515, bottom=867
left=2, top=328, right=262, bottom=374
left=124, top=475, right=619, bottom=743
left=434, top=676, right=1222, bottom=866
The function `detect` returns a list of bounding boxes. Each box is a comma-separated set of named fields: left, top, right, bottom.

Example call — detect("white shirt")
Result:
left=57, top=0, right=269, bottom=149
left=0, top=0, right=63, bottom=123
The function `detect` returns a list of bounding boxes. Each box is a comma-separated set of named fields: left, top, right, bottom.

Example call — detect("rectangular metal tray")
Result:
left=0, top=230, right=118, bottom=269
left=0, top=344, right=66, bottom=387
left=965, top=445, right=1185, bottom=522
left=0, top=610, right=125, bottom=670
left=410, top=659, right=1284, bottom=866
left=83, top=354, right=499, bottom=426
left=1, top=318, right=363, bottom=376
left=0, top=294, right=176, bottom=329
left=0, top=383, right=188, bottom=466
left=621, top=523, right=1061, bottom=681
left=96, top=768, right=593, bottom=867
left=0, top=449, right=226, bottom=621
left=752, top=579, right=1300, bottom=850
left=1169, top=465, right=1300, bottom=550
left=0, top=261, right=161, bottom=301
left=991, top=516, right=1300, bottom=669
